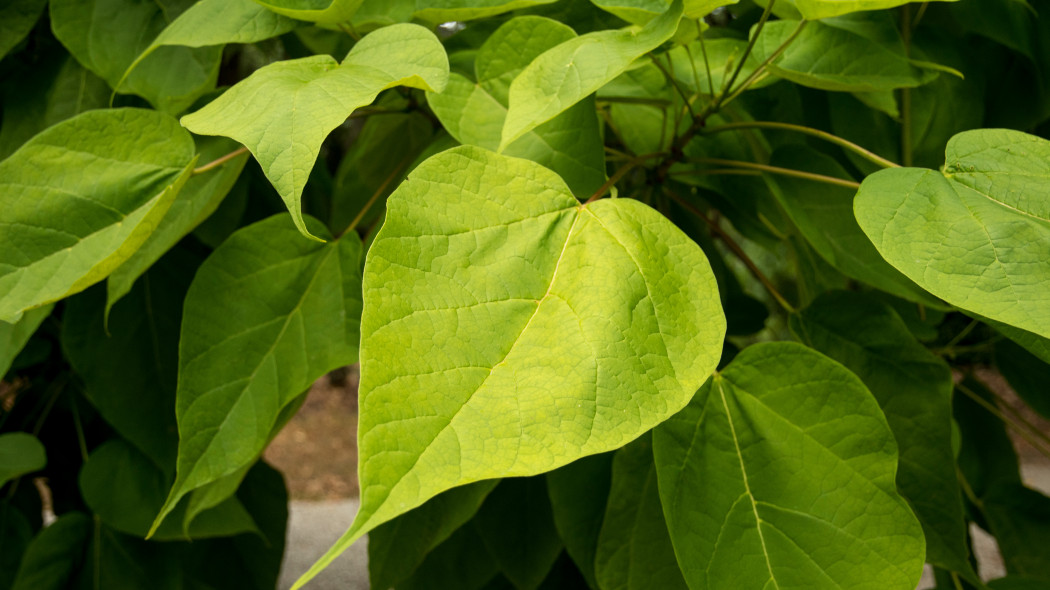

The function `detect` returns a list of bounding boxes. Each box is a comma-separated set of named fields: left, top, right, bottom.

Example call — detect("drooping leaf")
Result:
left=0, top=0, right=47, bottom=61
left=252, top=0, right=362, bottom=24
left=0, top=434, right=46, bottom=489
left=79, top=439, right=257, bottom=541
left=368, top=481, right=498, bottom=589
left=153, top=214, right=363, bottom=534
left=764, top=146, right=940, bottom=306
left=790, top=292, right=977, bottom=582
left=120, top=0, right=300, bottom=91
left=181, top=23, right=449, bottom=240
left=854, top=129, right=1050, bottom=339
left=546, top=453, right=614, bottom=589
left=294, top=145, right=724, bottom=587
left=0, top=305, right=52, bottom=379
left=753, top=19, right=935, bottom=92
left=594, top=435, right=687, bottom=590
left=0, top=108, right=197, bottom=324
left=652, top=342, right=926, bottom=590
left=106, top=136, right=249, bottom=308
left=414, top=0, right=560, bottom=22
left=784, top=0, right=957, bottom=20
left=473, top=478, right=564, bottom=590
left=62, top=248, right=200, bottom=469
left=428, top=17, right=606, bottom=197
left=9, top=512, right=91, bottom=590
left=500, top=0, right=683, bottom=149
left=50, top=0, right=222, bottom=114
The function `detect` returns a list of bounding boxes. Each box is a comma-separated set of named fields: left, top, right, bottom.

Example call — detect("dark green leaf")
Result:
left=594, top=435, right=687, bottom=590
left=653, top=342, right=926, bottom=590
left=0, top=0, right=47, bottom=61
left=10, top=512, right=90, bottom=590
left=0, top=306, right=52, bottom=379
left=474, top=478, right=564, bottom=590
left=546, top=453, right=613, bottom=589
left=0, top=433, right=46, bottom=489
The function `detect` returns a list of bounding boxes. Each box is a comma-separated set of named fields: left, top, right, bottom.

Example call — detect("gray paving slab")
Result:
left=280, top=500, right=367, bottom=590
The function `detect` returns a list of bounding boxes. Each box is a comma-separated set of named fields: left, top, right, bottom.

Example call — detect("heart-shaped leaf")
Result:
left=855, top=129, right=1050, bottom=339
left=181, top=24, right=448, bottom=240
left=293, top=145, right=725, bottom=588
left=653, top=342, right=925, bottom=590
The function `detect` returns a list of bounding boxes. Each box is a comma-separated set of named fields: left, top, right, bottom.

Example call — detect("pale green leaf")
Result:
left=107, top=137, right=249, bottom=309
left=50, top=0, right=222, bottom=114
left=786, top=0, right=956, bottom=20
left=0, top=108, right=197, bottom=324
left=475, top=16, right=576, bottom=105
left=790, top=292, right=978, bottom=583
left=253, top=0, right=362, bottom=24
left=79, top=439, right=257, bottom=541
left=293, top=145, right=724, bottom=588
left=500, top=0, right=683, bottom=150
left=754, top=19, right=935, bottom=92
left=414, top=0, right=559, bottom=22
left=0, top=0, right=46, bottom=60
left=763, top=146, right=941, bottom=307
left=181, top=24, right=449, bottom=240
left=120, top=0, right=300, bottom=90
left=0, top=433, right=46, bottom=489
left=663, top=37, right=770, bottom=97
left=369, top=481, right=499, bottom=589
left=854, top=129, right=1050, bottom=340
left=594, top=435, right=688, bottom=590
left=429, top=27, right=606, bottom=198
left=653, top=342, right=925, bottom=590
left=153, top=214, right=363, bottom=534
left=0, top=305, right=52, bottom=378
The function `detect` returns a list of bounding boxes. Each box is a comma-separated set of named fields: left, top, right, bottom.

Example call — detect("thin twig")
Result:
left=340, top=156, right=412, bottom=237
left=192, top=146, right=249, bottom=175
left=664, top=187, right=796, bottom=313
left=701, top=120, right=900, bottom=169
left=683, top=157, right=861, bottom=189
left=584, top=152, right=666, bottom=204
left=696, top=22, right=715, bottom=98
left=956, top=381, right=1050, bottom=459
left=650, top=54, right=696, bottom=119
left=721, top=19, right=809, bottom=108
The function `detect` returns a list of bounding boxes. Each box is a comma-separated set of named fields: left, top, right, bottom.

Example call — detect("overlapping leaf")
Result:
left=0, top=306, right=52, bottom=378
left=0, top=0, right=46, bottom=61
left=546, top=453, right=613, bottom=589
left=369, top=482, right=498, bottom=589
left=783, top=0, right=956, bottom=20
left=653, top=342, right=925, bottom=590
left=753, top=18, right=935, bottom=92
left=107, top=137, right=248, bottom=308
left=855, top=129, right=1050, bottom=339
left=253, top=0, right=361, bottom=24
left=293, top=145, right=725, bottom=588
left=50, top=0, right=222, bottom=114
left=764, top=146, right=940, bottom=306
left=0, top=108, right=197, bottom=323
left=153, top=214, right=363, bottom=534
left=428, top=17, right=606, bottom=197
left=414, top=0, right=559, bottom=22
left=594, top=436, right=687, bottom=590
left=181, top=24, right=448, bottom=240
left=120, top=0, right=300, bottom=89
left=790, top=292, right=976, bottom=582
left=500, top=0, right=683, bottom=149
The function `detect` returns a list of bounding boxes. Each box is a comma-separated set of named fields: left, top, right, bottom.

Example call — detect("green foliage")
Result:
left=3, top=0, right=1050, bottom=589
